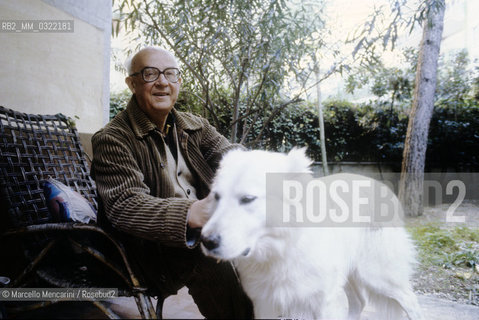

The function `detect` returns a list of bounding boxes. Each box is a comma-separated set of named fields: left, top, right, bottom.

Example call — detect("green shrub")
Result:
left=409, top=223, right=479, bottom=269
left=109, top=89, right=130, bottom=120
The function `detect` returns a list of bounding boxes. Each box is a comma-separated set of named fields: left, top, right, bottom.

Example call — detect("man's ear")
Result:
left=125, top=77, right=136, bottom=94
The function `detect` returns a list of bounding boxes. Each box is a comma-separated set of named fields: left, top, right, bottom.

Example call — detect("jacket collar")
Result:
left=126, top=95, right=202, bottom=139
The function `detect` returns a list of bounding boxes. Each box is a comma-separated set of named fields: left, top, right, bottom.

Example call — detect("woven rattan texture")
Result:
left=0, top=106, right=98, bottom=227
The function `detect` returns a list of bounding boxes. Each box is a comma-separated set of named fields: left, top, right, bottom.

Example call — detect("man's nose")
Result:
left=154, top=73, right=169, bottom=86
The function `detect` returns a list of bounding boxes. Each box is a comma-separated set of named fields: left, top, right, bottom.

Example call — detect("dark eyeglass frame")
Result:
left=129, top=66, right=181, bottom=83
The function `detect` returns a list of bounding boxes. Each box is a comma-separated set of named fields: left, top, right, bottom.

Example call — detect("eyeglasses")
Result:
left=129, top=67, right=181, bottom=83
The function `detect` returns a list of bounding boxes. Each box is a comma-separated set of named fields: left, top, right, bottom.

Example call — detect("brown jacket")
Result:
left=91, top=96, right=237, bottom=249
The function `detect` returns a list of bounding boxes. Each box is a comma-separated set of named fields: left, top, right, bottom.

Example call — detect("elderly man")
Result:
left=91, top=47, right=253, bottom=318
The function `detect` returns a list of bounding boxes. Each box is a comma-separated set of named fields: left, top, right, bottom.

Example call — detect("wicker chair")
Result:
left=0, top=106, right=162, bottom=319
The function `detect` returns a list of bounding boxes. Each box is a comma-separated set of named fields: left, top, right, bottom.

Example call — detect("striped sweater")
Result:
left=91, top=96, right=238, bottom=249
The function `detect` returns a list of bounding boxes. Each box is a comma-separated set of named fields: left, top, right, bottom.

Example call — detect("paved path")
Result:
left=9, top=286, right=479, bottom=319
left=107, top=287, right=479, bottom=319
left=416, top=295, right=479, bottom=320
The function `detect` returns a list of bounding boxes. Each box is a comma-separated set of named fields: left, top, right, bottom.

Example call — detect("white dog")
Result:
left=201, top=148, right=423, bottom=319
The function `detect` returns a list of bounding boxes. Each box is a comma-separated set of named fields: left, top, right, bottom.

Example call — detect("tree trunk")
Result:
left=231, top=103, right=240, bottom=143
left=315, top=64, right=329, bottom=176
left=398, top=0, right=445, bottom=216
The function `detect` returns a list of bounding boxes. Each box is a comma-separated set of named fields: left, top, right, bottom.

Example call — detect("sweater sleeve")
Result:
left=91, top=130, right=196, bottom=248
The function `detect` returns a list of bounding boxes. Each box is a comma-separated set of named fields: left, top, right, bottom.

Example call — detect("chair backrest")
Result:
left=0, top=106, right=97, bottom=228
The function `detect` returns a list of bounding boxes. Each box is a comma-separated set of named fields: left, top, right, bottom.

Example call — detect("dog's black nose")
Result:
left=201, top=234, right=221, bottom=251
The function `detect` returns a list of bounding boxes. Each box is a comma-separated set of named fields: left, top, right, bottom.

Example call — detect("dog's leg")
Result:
left=363, top=283, right=423, bottom=320
left=356, top=253, right=423, bottom=320
left=388, top=288, right=424, bottom=320
left=344, top=279, right=366, bottom=320
left=316, top=288, right=347, bottom=320
left=367, top=293, right=403, bottom=320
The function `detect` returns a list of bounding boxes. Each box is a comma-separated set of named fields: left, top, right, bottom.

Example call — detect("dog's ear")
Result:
left=287, top=147, right=312, bottom=173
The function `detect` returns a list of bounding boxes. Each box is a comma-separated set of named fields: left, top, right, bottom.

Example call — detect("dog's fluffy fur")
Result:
left=201, top=148, right=423, bottom=319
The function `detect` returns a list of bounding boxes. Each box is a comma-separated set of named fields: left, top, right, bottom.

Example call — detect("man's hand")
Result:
left=187, top=193, right=215, bottom=229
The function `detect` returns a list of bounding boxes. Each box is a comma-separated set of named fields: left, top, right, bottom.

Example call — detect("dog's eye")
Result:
left=239, top=195, right=257, bottom=205
left=214, top=192, right=220, bottom=201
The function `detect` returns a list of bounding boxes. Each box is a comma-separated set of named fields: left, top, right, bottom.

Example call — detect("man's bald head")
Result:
left=125, top=47, right=179, bottom=76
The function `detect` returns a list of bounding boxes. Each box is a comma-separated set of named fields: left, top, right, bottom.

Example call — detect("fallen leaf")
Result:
left=455, top=271, right=472, bottom=280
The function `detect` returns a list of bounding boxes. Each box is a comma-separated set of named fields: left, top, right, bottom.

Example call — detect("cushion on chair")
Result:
left=43, top=177, right=97, bottom=224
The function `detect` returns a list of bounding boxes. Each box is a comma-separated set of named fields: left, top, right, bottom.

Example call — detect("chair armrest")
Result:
left=1, top=223, right=143, bottom=290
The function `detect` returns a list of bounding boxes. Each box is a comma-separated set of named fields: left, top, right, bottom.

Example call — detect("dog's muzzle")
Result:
left=201, top=234, right=221, bottom=252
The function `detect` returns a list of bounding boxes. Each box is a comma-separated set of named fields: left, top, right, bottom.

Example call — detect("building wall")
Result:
left=443, top=0, right=479, bottom=61
left=0, top=0, right=111, bottom=134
